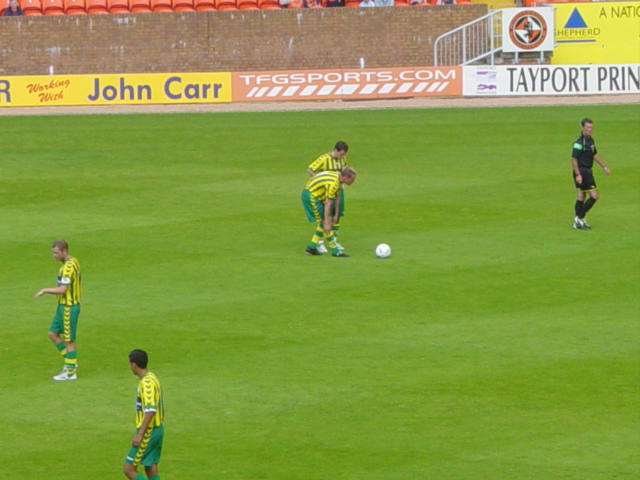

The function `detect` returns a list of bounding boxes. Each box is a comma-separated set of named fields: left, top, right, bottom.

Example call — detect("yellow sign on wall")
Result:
left=553, top=1, right=640, bottom=65
left=0, top=73, right=232, bottom=107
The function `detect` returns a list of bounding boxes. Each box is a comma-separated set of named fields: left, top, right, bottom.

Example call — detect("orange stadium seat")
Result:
left=107, top=0, right=129, bottom=11
left=194, top=0, right=214, bottom=9
left=257, top=0, right=279, bottom=8
left=237, top=0, right=258, bottom=9
left=0, top=0, right=9, bottom=10
left=151, top=0, right=172, bottom=10
left=65, top=0, right=87, bottom=13
left=21, top=0, right=44, bottom=13
left=172, top=0, right=194, bottom=10
left=394, top=0, right=410, bottom=5
left=215, top=0, right=236, bottom=9
left=130, top=0, right=151, bottom=11
left=345, top=0, right=359, bottom=6
left=42, top=0, right=65, bottom=14
left=86, top=0, right=108, bottom=12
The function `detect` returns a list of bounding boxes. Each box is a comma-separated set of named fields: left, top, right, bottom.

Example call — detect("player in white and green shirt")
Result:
left=124, top=349, right=165, bottom=480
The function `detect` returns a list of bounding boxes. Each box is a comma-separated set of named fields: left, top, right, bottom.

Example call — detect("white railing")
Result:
left=434, top=10, right=503, bottom=66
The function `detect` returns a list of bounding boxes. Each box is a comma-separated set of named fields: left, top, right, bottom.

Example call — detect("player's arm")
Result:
left=571, top=157, right=582, bottom=185
left=307, top=168, right=317, bottom=177
left=323, top=198, right=335, bottom=234
left=132, top=410, right=156, bottom=447
left=34, top=285, right=67, bottom=299
left=332, top=190, right=341, bottom=223
left=594, top=154, right=610, bottom=176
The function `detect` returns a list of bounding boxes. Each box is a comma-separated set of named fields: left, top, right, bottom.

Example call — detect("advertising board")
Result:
left=463, top=64, right=640, bottom=96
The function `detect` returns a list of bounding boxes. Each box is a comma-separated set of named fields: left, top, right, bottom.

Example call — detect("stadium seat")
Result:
left=172, top=0, right=194, bottom=10
left=21, top=0, right=44, bottom=14
left=257, top=0, right=279, bottom=8
left=86, top=0, right=108, bottom=12
left=65, top=0, right=87, bottom=13
left=394, top=0, right=410, bottom=4
left=107, top=0, right=129, bottom=11
left=42, top=0, right=65, bottom=14
left=215, top=0, right=236, bottom=9
left=193, top=0, right=214, bottom=9
left=345, top=0, right=359, bottom=6
left=130, top=0, right=151, bottom=11
left=0, top=0, right=9, bottom=10
left=237, top=0, right=258, bottom=8
left=151, top=0, right=172, bottom=10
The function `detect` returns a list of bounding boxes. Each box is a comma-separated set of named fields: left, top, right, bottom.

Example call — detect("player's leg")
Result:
left=62, top=304, right=80, bottom=376
left=302, top=190, right=324, bottom=255
left=49, top=306, right=69, bottom=378
left=579, top=189, right=599, bottom=229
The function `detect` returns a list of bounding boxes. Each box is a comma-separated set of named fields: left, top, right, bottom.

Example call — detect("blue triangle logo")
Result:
left=564, top=8, right=588, bottom=28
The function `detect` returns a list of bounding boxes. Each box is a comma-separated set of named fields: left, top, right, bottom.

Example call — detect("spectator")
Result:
left=2, top=0, right=25, bottom=15
left=325, top=0, right=344, bottom=6
left=374, top=0, right=393, bottom=6
left=360, top=0, right=376, bottom=6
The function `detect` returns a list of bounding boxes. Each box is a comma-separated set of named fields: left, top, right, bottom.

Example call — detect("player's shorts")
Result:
left=301, top=189, right=325, bottom=222
left=126, top=425, right=164, bottom=467
left=49, top=304, right=80, bottom=342
left=573, top=168, right=597, bottom=191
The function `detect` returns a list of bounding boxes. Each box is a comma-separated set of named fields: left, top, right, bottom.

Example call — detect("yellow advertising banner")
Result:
left=0, top=72, right=232, bottom=107
left=553, top=1, right=640, bottom=65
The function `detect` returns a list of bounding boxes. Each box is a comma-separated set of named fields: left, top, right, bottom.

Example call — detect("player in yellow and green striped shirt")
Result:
left=34, top=239, right=82, bottom=381
left=124, top=349, right=165, bottom=480
left=301, top=167, right=357, bottom=257
left=307, top=141, right=349, bottom=253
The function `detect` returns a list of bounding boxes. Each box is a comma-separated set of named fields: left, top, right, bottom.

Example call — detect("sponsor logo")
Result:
left=508, top=10, right=549, bottom=50
left=232, top=67, right=462, bottom=101
left=556, top=8, right=600, bottom=43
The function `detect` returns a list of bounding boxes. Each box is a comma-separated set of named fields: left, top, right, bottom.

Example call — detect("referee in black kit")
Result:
left=571, top=118, right=611, bottom=230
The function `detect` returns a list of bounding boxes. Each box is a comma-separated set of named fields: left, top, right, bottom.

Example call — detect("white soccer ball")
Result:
left=375, top=243, right=391, bottom=258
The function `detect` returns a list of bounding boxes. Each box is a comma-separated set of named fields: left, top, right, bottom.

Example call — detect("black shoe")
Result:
left=332, top=252, right=349, bottom=257
left=305, top=246, right=322, bottom=256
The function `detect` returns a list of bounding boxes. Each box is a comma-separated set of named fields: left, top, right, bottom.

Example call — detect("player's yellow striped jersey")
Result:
left=135, top=371, right=164, bottom=429
left=308, top=152, right=347, bottom=174
left=304, top=171, right=341, bottom=202
left=57, top=256, right=81, bottom=306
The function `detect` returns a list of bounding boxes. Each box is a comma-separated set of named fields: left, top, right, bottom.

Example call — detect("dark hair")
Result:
left=129, top=349, right=148, bottom=368
left=581, top=118, right=593, bottom=126
left=51, top=239, right=69, bottom=251
left=334, top=141, right=349, bottom=153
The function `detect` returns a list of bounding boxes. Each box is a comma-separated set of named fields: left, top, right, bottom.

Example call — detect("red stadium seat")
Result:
left=42, top=0, right=65, bottom=14
left=107, top=0, right=129, bottom=11
left=151, top=0, right=172, bottom=10
left=237, top=0, right=258, bottom=8
left=130, top=0, right=151, bottom=11
left=172, top=0, right=194, bottom=10
left=65, top=0, right=87, bottom=13
left=86, top=0, right=108, bottom=12
left=20, top=0, right=44, bottom=14
left=193, top=0, right=214, bottom=9
left=215, top=0, right=236, bottom=9
left=257, top=0, right=279, bottom=8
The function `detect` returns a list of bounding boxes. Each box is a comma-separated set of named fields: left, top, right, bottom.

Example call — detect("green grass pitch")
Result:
left=1, top=103, right=638, bottom=479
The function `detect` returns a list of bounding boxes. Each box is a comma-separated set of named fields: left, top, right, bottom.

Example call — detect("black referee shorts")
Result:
left=573, top=167, right=597, bottom=191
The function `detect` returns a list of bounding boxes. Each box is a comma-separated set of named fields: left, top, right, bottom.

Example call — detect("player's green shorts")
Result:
left=49, top=304, right=81, bottom=342
left=126, top=425, right=164, bottom=467
left=301, top=189, right=325, bottom=222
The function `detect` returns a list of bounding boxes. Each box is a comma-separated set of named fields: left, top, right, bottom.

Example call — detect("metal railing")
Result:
left=434, top=10, right=503, bottom=66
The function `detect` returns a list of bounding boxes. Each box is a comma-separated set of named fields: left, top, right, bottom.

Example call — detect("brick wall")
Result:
left=0, top=6, right=486, bottom=76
